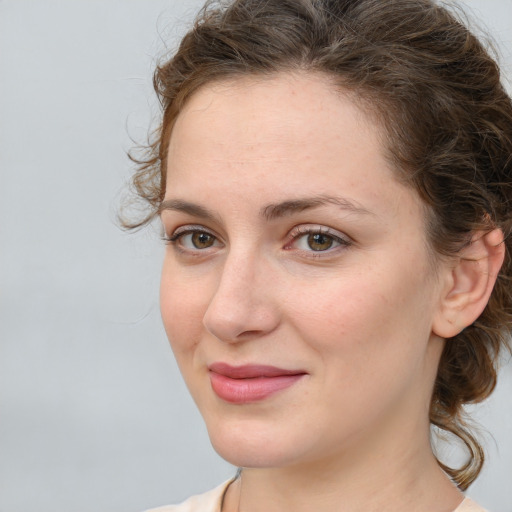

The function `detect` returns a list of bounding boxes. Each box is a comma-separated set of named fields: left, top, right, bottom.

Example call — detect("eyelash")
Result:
left=285, top=225, right=352, bottom=255
left=162, top=225, right=219, bottom=249
left=162, top=225, right=352, bottom=256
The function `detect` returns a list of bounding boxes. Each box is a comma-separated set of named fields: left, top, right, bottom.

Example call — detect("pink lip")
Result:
left=208, top=363, right=307, bottom=404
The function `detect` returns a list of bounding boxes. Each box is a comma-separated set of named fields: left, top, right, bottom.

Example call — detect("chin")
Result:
left=206, top=419, right=305, bottom=468
left=211, top=442, right=295, bottom=469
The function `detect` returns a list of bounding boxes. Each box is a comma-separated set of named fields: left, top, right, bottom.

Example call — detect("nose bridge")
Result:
left=202, top=244, right=278, bottom=342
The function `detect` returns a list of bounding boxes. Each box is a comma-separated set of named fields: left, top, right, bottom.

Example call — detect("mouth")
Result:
left=208, top=363, right=307, bottom=404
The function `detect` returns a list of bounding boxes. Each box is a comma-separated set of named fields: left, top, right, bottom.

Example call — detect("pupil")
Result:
left=308, top=233, right=333, bottom=251
left=193, top=232, right=213, bottom=248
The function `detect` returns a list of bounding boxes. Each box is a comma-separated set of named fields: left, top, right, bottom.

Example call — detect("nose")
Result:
left=202, top=251, right=280, bottom=343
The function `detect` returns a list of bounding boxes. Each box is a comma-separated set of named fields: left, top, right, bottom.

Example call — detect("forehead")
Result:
left=165, top=72, right=424, bottom=228
left=171, top=72, right=375, bottom=162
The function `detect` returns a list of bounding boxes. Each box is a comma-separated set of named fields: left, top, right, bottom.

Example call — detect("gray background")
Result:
left=0, top=1, right=510, bottom=511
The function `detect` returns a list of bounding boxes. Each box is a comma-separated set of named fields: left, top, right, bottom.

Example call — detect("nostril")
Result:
left=203, top=300, right=280, bottom=343
left=233, top=329, right=265, bottom=341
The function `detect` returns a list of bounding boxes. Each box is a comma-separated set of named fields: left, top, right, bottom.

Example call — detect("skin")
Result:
left=159, top=73, right=464, bottom=512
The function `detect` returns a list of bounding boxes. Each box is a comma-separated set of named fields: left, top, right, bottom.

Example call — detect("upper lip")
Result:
left=208, top=362, right=307, bottom=379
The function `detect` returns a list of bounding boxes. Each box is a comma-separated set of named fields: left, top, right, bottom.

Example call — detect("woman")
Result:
left=123, top=0, right=512, bottom=511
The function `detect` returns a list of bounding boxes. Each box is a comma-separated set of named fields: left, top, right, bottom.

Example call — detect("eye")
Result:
left=286, top=226, right=351, bottom=253
left=165, top=227, right=221, bottom=251
left=182, top=231, right=216, bottom=249
left=299, top=233, right=337, bottom=251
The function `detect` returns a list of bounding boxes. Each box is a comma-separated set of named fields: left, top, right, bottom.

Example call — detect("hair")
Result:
left=123, top=0, right=512, bottom=490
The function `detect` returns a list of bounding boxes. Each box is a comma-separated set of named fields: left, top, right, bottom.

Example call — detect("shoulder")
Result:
left=144, top=480, right=232, bottom=512
left=454, top=497, right=489, bottom=512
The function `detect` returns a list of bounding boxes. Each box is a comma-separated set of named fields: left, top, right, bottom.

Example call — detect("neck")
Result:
left=223, top=423, right=462, bottom=512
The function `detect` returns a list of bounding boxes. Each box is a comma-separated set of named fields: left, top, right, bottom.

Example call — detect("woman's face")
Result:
left=160, top=73, right=448, bottom=469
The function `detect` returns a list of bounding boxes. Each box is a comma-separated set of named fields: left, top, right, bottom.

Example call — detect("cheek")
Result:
left=286, top=263, right=435, bottom=368
left=160, top=264, right=208, bottom=355
left=285, top=268, right=438, bottom=433
left=289, top=280, right=389, bottom=355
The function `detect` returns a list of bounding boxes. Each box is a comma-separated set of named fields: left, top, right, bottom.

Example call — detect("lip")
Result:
left=208, top=363, right=307, bottom=404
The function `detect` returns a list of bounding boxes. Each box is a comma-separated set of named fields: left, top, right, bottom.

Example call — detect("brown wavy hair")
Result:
left=122, top=0, right=512, bottom=489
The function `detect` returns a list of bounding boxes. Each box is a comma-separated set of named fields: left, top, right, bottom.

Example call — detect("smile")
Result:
left=208, top=363, right=307, bottom=404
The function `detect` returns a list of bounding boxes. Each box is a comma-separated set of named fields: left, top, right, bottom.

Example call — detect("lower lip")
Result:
left=209, top=372, right=305, bottom=404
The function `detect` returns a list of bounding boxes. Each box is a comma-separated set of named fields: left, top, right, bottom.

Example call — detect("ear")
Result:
left=433, top=228, right=505, bottom=339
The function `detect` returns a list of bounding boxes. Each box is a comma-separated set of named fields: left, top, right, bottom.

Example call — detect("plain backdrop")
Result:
left=0, top=1, right=511, bottom=511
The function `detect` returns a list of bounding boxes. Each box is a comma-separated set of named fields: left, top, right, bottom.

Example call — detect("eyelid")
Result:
left=170, top=224, right=216, bottom=239
left=162, top=224, right=223, bottom=251
left=285, top=224, right=353, bottom=252
left=161, top=223, right=214, bottom=239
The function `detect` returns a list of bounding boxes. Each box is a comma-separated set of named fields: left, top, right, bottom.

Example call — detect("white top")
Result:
left=145, top=480, right=489, bottom=512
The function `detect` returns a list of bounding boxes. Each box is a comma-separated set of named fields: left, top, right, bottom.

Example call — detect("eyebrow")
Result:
left=260, top=195, right=375, bottom=221
left=158, top=195, right=374, bottom=221
left=158, top=199, right=220, bottom=222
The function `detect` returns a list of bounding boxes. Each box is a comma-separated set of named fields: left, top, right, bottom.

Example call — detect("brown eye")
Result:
left=191, top=232, right=215, bottom=249
left=167, top=229, right=220, bottom=251
left=289, top=227, right=350, bottom=254
left=307, top=233, right=334, bottom=251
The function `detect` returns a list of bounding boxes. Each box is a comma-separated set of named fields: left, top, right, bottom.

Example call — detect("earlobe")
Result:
left=432, top=228, right=505, bottom=339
